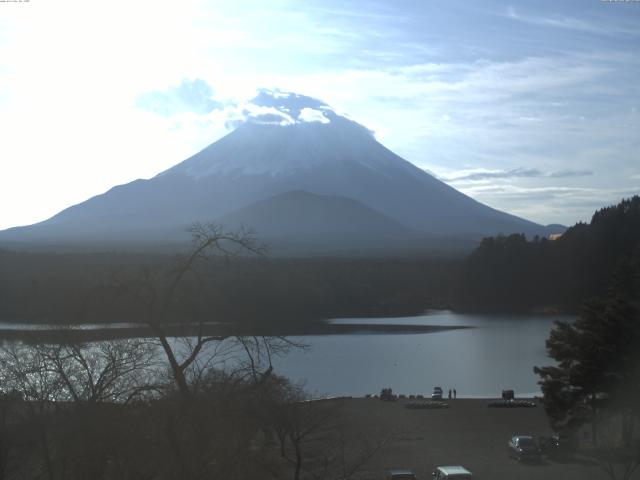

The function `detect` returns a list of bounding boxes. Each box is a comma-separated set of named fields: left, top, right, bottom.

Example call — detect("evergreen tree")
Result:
left=534, top=296, right=640, bottom=442
left=534, top=235, right=640, bottom=448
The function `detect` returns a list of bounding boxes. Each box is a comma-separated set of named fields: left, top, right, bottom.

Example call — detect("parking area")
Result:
left=338, top=398, right=605, bottom=479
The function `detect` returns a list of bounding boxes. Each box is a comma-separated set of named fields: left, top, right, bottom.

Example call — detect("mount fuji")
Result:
left=0, top=90, right=557, bottom=255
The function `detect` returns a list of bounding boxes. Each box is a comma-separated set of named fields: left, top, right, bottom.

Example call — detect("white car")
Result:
left=432, top=466, right=473, bottom=479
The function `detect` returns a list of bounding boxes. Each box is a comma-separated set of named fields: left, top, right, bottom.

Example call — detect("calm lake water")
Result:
left=270, top=310, right=570, bottom=398
left=0, top=310, right=569, bottom=398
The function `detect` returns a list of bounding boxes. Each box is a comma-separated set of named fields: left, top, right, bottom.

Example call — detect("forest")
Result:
left=0, top=196, right=639, bottom=328
left=0, top=245, right=459, bottom=329
left=458, top=196, right=640, bottom=312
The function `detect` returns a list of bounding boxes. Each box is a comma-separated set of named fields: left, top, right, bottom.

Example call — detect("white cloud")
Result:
left=504, top=6, right=640, bottom=37
left=136, top=79, right=223, bottom=116
left=298, top=107, right=330, bottom=124
left=243, top=105, right=296, bottom=126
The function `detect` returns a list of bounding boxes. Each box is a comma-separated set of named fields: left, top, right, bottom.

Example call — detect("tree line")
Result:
left=0, top=246, right=459, bottom=329
left=458, top=196, right=640, bottom=312
left=2, top=197, right=640, bottom=330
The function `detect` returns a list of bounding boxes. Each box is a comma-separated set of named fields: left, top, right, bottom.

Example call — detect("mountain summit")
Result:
left=161, top=90, right=381, bottom=178
left=0, top=90, right=553, bottom=254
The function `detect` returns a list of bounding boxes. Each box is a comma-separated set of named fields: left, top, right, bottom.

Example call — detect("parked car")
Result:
left=388, top=468, right=417, bottom=479
left=432, top=465, right=473, bottom=479
left=431, top=386, right=443, bottom=400
left=507, top=435, right=542, bottom=462
left=501, top=389, right=515, bottom=400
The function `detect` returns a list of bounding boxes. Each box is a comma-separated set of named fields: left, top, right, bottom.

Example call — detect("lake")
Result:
left=0, top=310, right=569, bottom=398
left=270, top=310, right=569, bottom=398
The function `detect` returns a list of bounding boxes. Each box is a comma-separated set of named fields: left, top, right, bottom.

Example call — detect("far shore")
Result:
left=0, top=322, right=471, bottom=343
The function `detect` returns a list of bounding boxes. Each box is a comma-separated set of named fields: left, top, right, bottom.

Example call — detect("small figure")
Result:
left=448, top=389, right=452, bottom=400
left=453, top=388, right=457, bottom=399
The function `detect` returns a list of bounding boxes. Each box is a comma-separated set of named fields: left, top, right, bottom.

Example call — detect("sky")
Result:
left=0, top=0, right=639, bottom=230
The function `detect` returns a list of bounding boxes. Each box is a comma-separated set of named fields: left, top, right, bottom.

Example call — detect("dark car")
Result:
left=431, top=386, right=443, bottom=400
left=507, top=435, right=541, bottom=462
left=388, top=468, right=417, bottom=479
left=501, top=389, right=515, bottom=400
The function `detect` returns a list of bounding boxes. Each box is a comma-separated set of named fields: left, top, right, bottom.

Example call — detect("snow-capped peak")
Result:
left=242, top=90, right=334, bottom=126
left=161, top=89, right=383, bottom=179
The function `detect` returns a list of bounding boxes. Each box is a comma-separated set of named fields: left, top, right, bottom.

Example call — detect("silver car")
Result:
left=432, top=465, right=473, bottom=479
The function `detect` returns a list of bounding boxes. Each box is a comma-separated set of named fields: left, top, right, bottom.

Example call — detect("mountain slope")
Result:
left=0, top=90, right=549, bottom=253
left=216, top=190, right=424, bottom=255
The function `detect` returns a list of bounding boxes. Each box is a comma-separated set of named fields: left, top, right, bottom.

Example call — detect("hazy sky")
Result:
left=1, top=0, right=639, bottom=229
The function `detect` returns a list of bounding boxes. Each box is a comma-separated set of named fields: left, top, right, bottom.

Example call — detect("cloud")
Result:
left=298, top=107, right=330, bottom=124
left=504, top=6, right=639, bottom=37
left=136, top=78, right=223, bottom=116
left=221, top=91, right=335, bottom=128
left=252, top=89, right=328, bottom=117
left=441, top=167, right=593, bottom=182
left=442, top=167, right=542, bottom=182
left=463, top=184, right=593, bottom=198
left=548, top=169, right=594, bottom=178
left=135, top=86, right=334, bottom=138
left=456, top=182, right=640, bottom=225
left=243, top=104, right=296, bottom=126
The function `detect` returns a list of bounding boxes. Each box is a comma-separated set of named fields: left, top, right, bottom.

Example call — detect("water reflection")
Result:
left=272, top=310, right=570, bottom=398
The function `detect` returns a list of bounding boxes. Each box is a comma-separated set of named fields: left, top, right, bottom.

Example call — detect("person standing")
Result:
left=453, top=388, right=457, bottom=399
left=448, top=389, right=452, bottom=400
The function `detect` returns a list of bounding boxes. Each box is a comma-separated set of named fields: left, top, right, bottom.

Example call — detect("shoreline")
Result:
left=309, top=395, right=542, bottom=402
left=0, top=322, right=471, bottom=343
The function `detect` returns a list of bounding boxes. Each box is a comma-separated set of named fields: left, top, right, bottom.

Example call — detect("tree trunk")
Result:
left=294, top=440, right=302, bottom=480
left=592, top=394, right=598, bottom=447
left=39, top=421, right=55, bottom=480
left=151, top=325, right=191, bottom=399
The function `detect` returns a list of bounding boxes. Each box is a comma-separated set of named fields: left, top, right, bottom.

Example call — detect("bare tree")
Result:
left=259, top=381, right=390, bottom=480
left=279, top=399, right=390, bottom=480
left=45, top=339, right=159, bottom=405
left=0, top=343, right=64, bottom=479
left=113, top=222, right=300, bottom=400
left=0, top=336, right=159, bottom=406
left=0, top=335, right=162, bottom=480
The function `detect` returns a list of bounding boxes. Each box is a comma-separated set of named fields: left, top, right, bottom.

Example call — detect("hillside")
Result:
left=458, top=196, right=640, bottom=312
left=0, top=91, right=551, bottom=255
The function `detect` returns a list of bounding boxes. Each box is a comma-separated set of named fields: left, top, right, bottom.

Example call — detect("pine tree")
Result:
left=535, top=296, right=640, bottom=443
